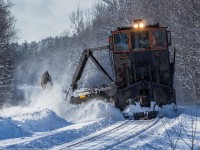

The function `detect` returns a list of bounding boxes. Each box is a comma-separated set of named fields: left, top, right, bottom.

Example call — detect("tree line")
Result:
left=0, top=0, right=200, bottom=105
left=0, top=0, right=16, bottom=105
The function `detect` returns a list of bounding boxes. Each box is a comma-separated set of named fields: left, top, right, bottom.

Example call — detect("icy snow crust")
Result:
left=0, top=86, right=200, bottom=149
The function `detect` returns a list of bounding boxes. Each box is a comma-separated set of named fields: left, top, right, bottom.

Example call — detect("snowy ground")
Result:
left=0, top=86, right=200, bottom=149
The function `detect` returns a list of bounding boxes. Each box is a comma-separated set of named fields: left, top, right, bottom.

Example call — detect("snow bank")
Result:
left=0, top=117, right=31, bottom=140
left=12, top=108, right=71, bottom=132
left=0, top=107, right=71, bottom=140
left=178, top=104, right=200, bottom=117
left=159, top=103, right=178, bottom=118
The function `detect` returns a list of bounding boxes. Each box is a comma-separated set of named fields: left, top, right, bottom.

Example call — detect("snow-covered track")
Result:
left=55, top=120, right=131, bottom=149
left=56, top=118, right=159, bottom=150
left=100, top=118, right=159, bottom=150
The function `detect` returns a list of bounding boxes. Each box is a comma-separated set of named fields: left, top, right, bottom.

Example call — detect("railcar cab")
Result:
left=108, top=19, right=175, bottom=110
left=109, top=19, right=171, bottom=52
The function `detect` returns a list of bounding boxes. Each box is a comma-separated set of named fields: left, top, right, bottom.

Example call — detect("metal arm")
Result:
left=90, top=52, right=114, bottom=82
left=70, top=45, right=113, bottom=90
left=70, top=50, right=89, bottom=89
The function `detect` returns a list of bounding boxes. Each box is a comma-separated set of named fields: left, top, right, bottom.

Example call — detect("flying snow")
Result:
left=2, top=85, right=124, bottom=123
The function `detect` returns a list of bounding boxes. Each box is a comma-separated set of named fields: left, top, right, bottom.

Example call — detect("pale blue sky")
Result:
left=11, top=0, right=94, bottom=43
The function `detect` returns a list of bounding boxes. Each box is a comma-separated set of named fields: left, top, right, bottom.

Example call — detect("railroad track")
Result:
left=57, top=118, right=159, bottom=150
left=100, top=118, right=159, bottom=150
left=57, top=120, right=131, bottom=149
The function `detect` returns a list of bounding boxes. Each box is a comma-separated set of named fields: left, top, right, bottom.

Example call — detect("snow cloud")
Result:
left=11, top=0, right=94, bottom=43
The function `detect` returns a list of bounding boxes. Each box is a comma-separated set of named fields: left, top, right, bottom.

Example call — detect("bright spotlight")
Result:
left=139, top=23, right=144, bottom=28
left=134, top=24, right=139, bottom=28
left=132, top=19, right=144, bottom=29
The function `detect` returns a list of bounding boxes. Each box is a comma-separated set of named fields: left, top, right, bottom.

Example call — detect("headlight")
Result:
left=132, top=19, right=144, bottom=29
left=134, top=24, right=139, bottom=28
left=139, top=23, right=144, bottom=28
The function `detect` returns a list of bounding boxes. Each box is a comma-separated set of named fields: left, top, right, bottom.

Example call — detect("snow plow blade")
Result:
left=67, top=85, right=114, bottom=104
left=40, top=71, right=53, bottom=89
left=134, top=111, right=158, bottom=120
left=123, top=111, right=158, bottom=120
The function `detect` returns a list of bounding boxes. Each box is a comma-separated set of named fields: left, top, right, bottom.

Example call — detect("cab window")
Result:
left=132, top=31, right=149, bottom=49
left=152, top=30, right=167, bottom=48
left=114, top=33, right=128, bottom=51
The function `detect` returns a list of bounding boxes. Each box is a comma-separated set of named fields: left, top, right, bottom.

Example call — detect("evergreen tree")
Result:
left=0, top=0, right=16, bottom=105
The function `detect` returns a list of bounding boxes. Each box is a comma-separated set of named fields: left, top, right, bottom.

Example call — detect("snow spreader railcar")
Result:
left=41, top=19, right=176, bottom=119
